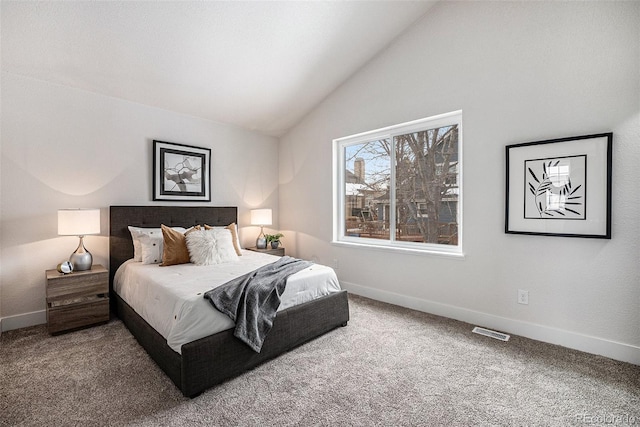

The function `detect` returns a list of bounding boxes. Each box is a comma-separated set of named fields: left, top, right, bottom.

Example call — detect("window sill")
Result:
left=331, top=240, right=465, bottom=259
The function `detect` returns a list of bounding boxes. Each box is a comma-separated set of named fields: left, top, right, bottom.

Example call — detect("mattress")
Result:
left=114, top=250, right=341, bottom=354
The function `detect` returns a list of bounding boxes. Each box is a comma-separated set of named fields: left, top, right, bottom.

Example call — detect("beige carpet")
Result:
left=1, top=295, right=639, bottom=426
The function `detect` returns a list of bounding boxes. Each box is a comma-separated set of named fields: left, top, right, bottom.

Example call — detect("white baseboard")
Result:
left=342, top=281, right=640, bottom=366
left=0, top=310, right=46, bottom=332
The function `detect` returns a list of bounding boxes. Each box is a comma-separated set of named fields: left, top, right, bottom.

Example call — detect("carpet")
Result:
left=1, top=294, right=638, bottom=426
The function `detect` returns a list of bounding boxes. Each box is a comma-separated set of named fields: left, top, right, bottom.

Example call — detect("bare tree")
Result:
left=344, top=126, right=458, bottom=244
left=395, top=125, right=458, bottom=243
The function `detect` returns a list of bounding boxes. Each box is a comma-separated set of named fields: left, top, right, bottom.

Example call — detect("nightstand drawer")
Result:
left=47, top=299, right=109, bottom=334
left=46, top=268, right=108, bottom=302
left=46, top=281, right=108, bottom=304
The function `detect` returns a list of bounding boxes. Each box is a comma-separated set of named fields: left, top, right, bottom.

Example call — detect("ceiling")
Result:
left=2, top=1, right=437, bottom=137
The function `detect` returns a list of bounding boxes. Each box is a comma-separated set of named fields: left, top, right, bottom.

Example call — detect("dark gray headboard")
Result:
left=109, top=205, right=237, bottom=290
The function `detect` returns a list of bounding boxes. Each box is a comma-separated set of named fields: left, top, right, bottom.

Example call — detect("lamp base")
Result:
left=70, top=236, right=93, bottom=271
left=256, top=225, right=267, bottom=249
left=256, top=237, right=267, bottom=249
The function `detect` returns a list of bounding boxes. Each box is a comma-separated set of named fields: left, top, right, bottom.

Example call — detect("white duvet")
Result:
left=114, top=250, right=341, bottom=354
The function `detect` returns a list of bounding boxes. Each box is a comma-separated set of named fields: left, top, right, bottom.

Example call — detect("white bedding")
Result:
left=114, top=250, right=341, bottom=354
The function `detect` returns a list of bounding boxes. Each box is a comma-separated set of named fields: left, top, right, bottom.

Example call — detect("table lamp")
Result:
left=58, top=208, right=101, bottom=271
left=250, top=209, right=272, bottom=249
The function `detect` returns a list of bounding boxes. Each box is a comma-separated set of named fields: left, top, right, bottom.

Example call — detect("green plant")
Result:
left=265, top=233, right=284, bottom=243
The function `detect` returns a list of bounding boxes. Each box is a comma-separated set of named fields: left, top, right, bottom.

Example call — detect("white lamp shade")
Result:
left=250, top=209, right=272, bottom=226
left=58, top=209, right=101, bottom=236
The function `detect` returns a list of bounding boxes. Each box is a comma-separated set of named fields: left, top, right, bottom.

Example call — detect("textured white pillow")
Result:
left=128, top=226, right=186, bottom=262
left=186, top=228, right=239, bottom=265
left=204, top=223, right=242, bottom=256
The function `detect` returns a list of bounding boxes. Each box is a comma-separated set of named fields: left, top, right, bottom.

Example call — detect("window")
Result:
left=333, top=111, right=462, bottom=255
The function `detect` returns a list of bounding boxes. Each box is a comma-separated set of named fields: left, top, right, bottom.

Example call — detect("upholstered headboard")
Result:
left=108, top=205, right=237, bottom=291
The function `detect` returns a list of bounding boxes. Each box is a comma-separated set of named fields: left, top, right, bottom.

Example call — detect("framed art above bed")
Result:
left=153, top=140, right=211, bottom=202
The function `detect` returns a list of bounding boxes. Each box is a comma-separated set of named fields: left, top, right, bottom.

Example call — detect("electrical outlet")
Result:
left=332, top=259, right=339, bottom=270
left=518, top=289, right=529, bottom=305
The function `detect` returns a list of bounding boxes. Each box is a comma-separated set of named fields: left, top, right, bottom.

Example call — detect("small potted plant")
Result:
left=265, top=233, right=284, bottom=249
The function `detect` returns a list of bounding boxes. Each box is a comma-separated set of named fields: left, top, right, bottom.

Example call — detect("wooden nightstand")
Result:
left=45, top=264, right=109, bottom=334
left=246, top=246, right=285, bottom=257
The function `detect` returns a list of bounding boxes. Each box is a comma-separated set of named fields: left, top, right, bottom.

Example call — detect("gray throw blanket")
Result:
left=204, top=256, right=313, bottom=352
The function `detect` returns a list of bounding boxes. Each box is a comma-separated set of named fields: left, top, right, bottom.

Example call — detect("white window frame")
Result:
left=332, top=110, right=463, bottom=257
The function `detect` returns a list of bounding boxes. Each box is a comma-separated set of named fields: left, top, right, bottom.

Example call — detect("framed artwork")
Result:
left=153, top=140, right=211, bottom=201
left=505, top=133, right=612, bottom=239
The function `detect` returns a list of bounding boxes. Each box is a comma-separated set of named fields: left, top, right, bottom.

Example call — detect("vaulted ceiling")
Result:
left=2, top=1, right=437, bottom=137
left=1, top=0, right=434, bottom=136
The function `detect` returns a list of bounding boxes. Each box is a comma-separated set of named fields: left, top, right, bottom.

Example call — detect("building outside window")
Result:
left=334, top=110, right=462, bottom=255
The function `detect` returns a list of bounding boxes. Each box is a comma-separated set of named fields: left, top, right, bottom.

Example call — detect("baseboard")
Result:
left=342, top=281, right=640, bottom=366
left=0, top=310, right=46, bottom=332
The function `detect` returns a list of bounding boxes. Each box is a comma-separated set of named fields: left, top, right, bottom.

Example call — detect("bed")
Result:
left=109, top=205, right=350, bottom=397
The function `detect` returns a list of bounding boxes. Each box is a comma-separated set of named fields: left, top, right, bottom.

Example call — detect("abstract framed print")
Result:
left=505, top=133, right=612, bottom=238
left=153, top=140, right=211, bottom=202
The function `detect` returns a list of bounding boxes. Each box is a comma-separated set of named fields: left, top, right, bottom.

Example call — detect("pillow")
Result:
left=128, top=227, right=160, bottom=261
left=186, top=228, right=239, bottom=265
left=204, top=223, right=242, bottom=256
left=137, top=232, right=164, bottom=264
left=160, top=224, right=201, bottom=266
left=129, top=226, right=186, bottom=263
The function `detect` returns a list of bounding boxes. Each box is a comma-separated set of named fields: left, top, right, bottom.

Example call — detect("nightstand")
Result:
left=246, top=246, right=285, bottom=257
left=45, top=264, right=109, bottom=334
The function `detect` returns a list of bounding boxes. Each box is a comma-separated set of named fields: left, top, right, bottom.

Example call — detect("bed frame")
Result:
left=109, top=205, right=349, bottom=397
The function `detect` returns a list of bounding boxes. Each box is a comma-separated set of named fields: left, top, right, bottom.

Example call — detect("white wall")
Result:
left=279, top=1, right=640, bottom=364
left=0, top=73, right=279, bottom=328
left=0, top=69, right=3, bottom=329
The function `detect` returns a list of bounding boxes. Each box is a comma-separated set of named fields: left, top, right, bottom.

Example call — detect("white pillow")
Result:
left=128, top=226, right=186, bottom=262
left=137, top=232, right=164, bottom=264
left=185, top=228, right=239, bottom=266
left=204, top=223, right=243, bottom=256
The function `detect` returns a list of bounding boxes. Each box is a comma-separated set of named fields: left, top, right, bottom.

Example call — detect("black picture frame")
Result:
left=153, top=140, right=211, bottom=202
left=505, top=133, right=612, bottom=239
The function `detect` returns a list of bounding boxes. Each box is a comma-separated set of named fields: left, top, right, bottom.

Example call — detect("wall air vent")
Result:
left=472, top=326, right=510, bottom=342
